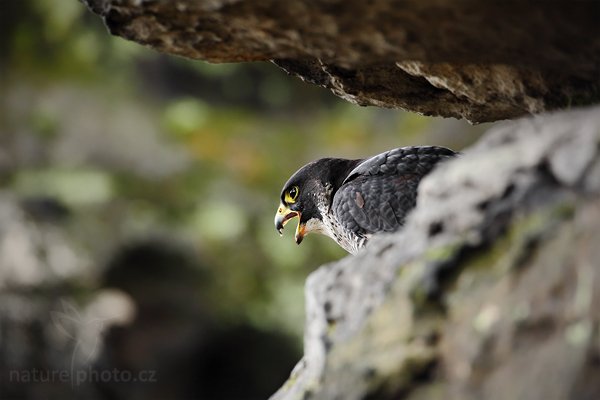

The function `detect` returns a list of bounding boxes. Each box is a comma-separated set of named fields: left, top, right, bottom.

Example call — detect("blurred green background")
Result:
left=0, top=1, right=489, bottom=399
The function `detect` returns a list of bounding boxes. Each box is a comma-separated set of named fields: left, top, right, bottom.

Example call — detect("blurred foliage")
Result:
left=0, top=0, right=489, bottom=344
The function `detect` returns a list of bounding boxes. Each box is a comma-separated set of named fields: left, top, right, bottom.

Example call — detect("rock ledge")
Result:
left=83, top=0, right=600, bottom=123
left=272, top=106, right=600, bottom=400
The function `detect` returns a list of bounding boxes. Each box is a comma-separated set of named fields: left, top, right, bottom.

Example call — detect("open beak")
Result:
left=274, top=204, right=306, bottom=245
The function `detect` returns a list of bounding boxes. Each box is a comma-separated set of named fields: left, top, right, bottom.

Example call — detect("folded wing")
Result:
left=332, top=146, right=456, bottom=235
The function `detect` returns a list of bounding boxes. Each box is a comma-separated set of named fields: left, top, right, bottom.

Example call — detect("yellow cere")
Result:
left=285, top=185, right=299, bottom=204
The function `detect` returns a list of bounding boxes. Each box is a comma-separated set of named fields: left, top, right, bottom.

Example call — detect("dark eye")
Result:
left=285, top=186, right=299, bottom=203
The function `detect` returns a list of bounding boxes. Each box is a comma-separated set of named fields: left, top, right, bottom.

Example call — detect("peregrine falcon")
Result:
left=274, top=146, right=456, bottom=254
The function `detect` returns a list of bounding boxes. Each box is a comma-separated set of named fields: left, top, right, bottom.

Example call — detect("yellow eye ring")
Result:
left=285, top=186, right=299, bottom=204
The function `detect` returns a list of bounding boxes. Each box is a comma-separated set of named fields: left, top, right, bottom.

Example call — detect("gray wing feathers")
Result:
left=333, top=146, right=456, bottom=235
left=343, top=146, right=455, bottom=185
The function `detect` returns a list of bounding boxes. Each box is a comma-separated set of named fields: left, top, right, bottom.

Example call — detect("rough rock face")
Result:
left=79, top=2, right=600, bottom=398
left=271, top=105, right=600, bottom=400
left=82, top=0, right=600, bottom=122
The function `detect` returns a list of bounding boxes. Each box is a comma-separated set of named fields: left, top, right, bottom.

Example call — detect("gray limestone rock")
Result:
left=271, top=106, right=600, bottom=400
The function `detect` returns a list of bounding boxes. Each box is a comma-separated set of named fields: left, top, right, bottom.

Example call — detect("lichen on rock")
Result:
left=271, top=106, right=600, bottom=400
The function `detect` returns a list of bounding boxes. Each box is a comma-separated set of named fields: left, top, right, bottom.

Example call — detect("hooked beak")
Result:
left=274, top=204, right=306, bottom=245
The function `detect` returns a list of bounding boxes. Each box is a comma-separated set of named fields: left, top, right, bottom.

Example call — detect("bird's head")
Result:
left=274, top=158, right=360, bottom=245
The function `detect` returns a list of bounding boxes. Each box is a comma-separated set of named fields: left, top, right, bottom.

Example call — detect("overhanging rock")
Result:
left=82, top=0, right=600, bottom=123
left=271, top=106, right=600, bottom=400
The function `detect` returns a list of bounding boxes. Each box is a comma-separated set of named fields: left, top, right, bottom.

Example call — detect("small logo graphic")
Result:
left=51, top=299, right=107, bottom=384
left=8, top=293, right=148, bottom=387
